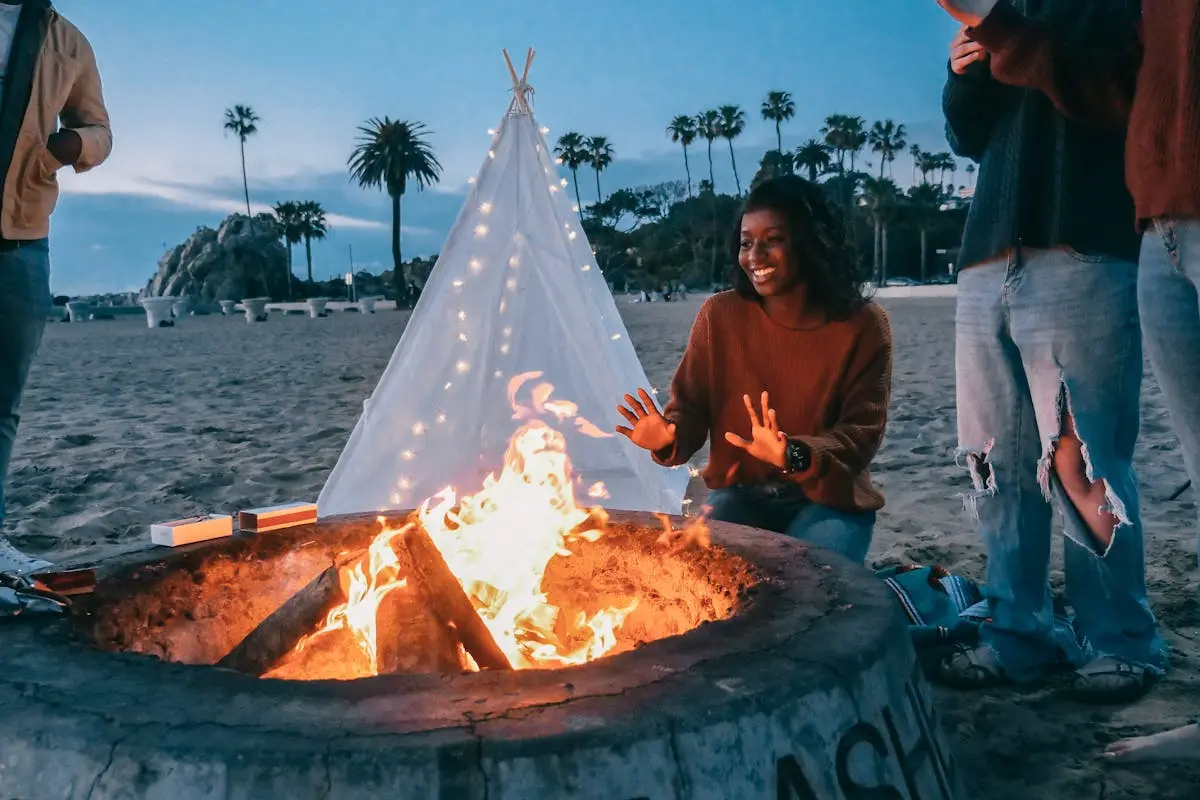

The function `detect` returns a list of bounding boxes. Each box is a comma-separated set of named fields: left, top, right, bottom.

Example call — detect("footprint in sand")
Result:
left=59, top=433, right=96, bottom=447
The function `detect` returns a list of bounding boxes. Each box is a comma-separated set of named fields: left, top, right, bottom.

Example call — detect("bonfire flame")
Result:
left=303, top=372, right=652, bottom=672
left=293, top=527, right=409, bottom=671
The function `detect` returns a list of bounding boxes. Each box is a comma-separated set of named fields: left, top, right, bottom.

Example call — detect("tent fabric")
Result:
left=317, top=96, right=690, bottom=517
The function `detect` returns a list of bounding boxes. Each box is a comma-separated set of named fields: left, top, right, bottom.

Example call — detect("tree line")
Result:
left=217, top=87, right=974, bottom=304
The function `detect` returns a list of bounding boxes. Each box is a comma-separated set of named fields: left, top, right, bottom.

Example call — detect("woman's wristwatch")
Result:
left=782, top=438, right=811, bottom=475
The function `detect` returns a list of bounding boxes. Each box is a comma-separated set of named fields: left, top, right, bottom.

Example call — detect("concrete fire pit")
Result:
left=0, top=512, right=959, bottom=799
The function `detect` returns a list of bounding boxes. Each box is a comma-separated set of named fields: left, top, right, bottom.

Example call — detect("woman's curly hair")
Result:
left=728, top=174, right=872, bottom=321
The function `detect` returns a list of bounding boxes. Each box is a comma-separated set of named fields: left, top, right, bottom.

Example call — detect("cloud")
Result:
left=60, top=172, right=393, bottom=231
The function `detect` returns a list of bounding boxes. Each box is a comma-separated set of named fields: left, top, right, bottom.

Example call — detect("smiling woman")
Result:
left=616, top=175, right=891, bottom=564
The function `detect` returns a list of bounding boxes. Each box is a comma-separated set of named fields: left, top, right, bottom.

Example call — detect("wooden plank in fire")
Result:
left=216, top=557, right=351, bottom=676
left=397, top=522, right=513, bottom=671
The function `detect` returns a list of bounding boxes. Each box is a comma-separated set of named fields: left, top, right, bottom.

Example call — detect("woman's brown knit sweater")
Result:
left=653, top=292, right=892, bottom=513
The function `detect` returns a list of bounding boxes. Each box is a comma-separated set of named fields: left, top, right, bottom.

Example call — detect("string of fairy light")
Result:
left=387, top=106, right=692, bottom=508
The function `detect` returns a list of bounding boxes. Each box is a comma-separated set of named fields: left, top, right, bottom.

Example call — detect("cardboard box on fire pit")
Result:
left=237, top=502, right=318, bottom=533
left=149, top=514, right=234, bottom=547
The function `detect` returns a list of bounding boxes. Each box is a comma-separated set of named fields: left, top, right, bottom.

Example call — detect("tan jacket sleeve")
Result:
left=60, top=30, right=111, bottom=172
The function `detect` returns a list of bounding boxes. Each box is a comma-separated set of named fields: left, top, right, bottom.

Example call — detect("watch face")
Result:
left=787, top=442, right=807, bottom=472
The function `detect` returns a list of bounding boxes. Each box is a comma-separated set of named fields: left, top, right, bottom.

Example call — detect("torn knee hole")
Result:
left=959, top=439, right=998, bottom=495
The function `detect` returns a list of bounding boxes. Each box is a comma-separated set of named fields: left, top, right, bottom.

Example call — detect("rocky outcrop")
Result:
left=144, top=213, right=289, bottom=301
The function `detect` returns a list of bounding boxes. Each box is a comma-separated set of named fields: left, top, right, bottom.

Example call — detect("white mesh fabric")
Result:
left=317, top=102, right=689, bottom=517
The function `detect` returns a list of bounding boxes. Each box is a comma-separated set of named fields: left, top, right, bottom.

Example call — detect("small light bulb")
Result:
left=493, top=370, right=503, bottom=378
left=412, top=422, right=425, bottom=435
left=455, top=360, right=470, bottom=373
left=488, top=150, right=495, bottom=159
left=458, top=332, right=468, bottom=341
left=611, top=333, right=621, bottom=340
left=568, top=231, right=577, bottom=240
left=457, top=310, right=467, bottom=321
left=443, top=382, right=452, bottom=390
left=474, top=225, right=488, bottom=237
left=500, top=343, right=510, bottom=354
left=468, top=257, right=483, bottom=271
left=540, top=126, right=550, bottom=134
left=487, top=128, right=495, bottom=135
left=398, top=477, right=412, bottom=490
left=506, top=278, right=517, bottom=289
left=555, top=157, right=563, bottom=165
left=401, top=449, right=415, bottom=461
left=502, top=326, right=512, bottom=336
left=508, top=255, right=519, bottom=267
left=548, top=184, right=558, bottom=193
left=581, top=264, right=591, bottom=272
left=468, top=176, right=476, bottom=184
left=452, top=279, right=464, bottom=287
left=436, top=413, right=446, bottom=424
left=480, top=202, right=493, bottom=214
left=572, top=204, right=580, bottom=212
left=560, top=178, right=568, bottom=186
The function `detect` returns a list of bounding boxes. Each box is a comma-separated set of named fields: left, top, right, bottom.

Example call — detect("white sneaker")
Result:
left=0, top=535, right=53, bottom=576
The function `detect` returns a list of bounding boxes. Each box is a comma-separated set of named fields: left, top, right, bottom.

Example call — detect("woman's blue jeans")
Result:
left=706, top=483, right=875, bottom=564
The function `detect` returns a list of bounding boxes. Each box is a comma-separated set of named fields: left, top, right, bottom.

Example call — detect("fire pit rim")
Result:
left=3, top=513, right=904, bottom=761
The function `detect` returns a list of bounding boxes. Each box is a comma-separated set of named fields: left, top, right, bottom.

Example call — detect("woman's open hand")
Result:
left=616, top=388, right=677, bottom=453
left=725, top=391, right=787, bottom=470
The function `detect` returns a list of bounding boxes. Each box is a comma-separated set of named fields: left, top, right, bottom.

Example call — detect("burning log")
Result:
left=217, top=561, right=346, bottom=676
left=375, top=579, right=465, bottom=674
left=398, top=523, right=513, bottom=671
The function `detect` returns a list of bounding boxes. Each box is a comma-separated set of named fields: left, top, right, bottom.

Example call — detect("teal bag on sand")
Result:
left=875, top=564, right=1086, bottom=673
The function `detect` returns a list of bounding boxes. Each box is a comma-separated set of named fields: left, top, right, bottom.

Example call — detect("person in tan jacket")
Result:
left=0, top=0, right=111, bottom=577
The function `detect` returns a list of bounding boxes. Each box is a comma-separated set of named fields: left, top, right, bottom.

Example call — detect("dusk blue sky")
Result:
left=51, top=0, right=961, bottom=296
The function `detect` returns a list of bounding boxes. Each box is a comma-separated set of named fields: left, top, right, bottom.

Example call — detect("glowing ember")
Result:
left=296, top=373, right=683, bottom=672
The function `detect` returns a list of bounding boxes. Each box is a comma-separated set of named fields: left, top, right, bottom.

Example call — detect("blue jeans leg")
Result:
left=1138, top=218, right=1200, bottom=559
left=956, top=256, right=1059, bottom=679
left=783, top=503, right=875, bottom=564
left=707, top=485, right=875, bottom=564
left=0, top=239, right=51, bottom=525
left=956, top=249, right=1164, bottom=679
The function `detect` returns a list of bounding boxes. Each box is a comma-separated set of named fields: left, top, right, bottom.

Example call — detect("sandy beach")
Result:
left=8, top=296, right=1199, bottom=798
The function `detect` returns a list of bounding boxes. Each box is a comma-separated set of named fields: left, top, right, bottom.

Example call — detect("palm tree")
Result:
left=717, top=105, right=747, bottom=195
left=761, top=90, right=795, bottom=155
left=907, top=184, right=942, bottom=281
left=585, top=136, right=614, bottom=205
left=794, top=139, right=831, bottom=182
left=909, top=144, right=923, bottom=184
left=860, top=177, right=899, bottom=283
left=347, top=117, right=442, bottom=306
left=821, top=113, right=850, bottom=172
left=917, top=151, right=937, bottom=185
left=868, top=120, right=907, bottom=179
left=271, top=201, right=304, bottom=298
left=696, top=110, right=721, bottom=193
left=297, top=200, right=329, bottom=283
left=666, top=115, right=698, bottom=197
left=965, top=163, right=977, bottom=188
left=223, top=105, right=259, bottom=219
left=554, top=132, right=589, bottom=210
left=842, top=115, right=868, bottom=173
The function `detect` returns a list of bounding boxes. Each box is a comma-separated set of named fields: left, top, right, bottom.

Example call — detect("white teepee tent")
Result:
left=317, top=49, right=689, bottom=517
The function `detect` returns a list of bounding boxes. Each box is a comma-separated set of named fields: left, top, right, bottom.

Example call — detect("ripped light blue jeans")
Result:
left=706, top=482, right=875, bottom=564
left=1139, top=218, right=1200, bottom=559
left=955, top=248, right=1165, bottom=681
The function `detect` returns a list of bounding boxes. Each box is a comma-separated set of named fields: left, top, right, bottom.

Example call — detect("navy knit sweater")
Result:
left=942, top=0, right=1143, bottom=269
